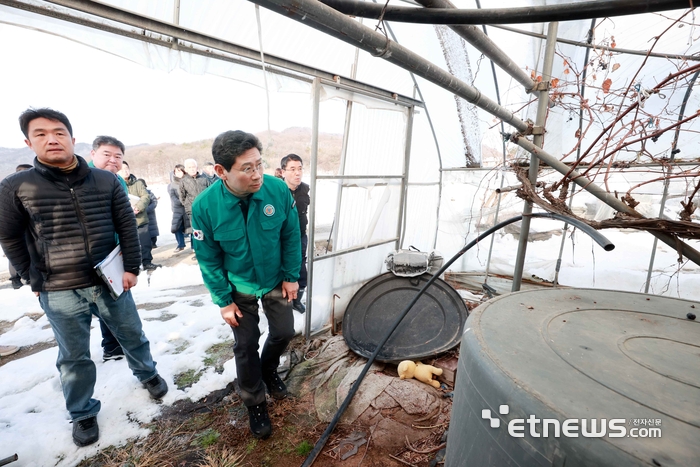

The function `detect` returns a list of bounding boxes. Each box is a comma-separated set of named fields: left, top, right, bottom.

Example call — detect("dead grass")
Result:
left=77, top=421, right=196, bottom=467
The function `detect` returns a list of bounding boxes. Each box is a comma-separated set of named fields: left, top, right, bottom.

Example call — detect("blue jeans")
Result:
left=39, top=286, right=158, bottom=421
left=174, top=229, right=186, bottom=249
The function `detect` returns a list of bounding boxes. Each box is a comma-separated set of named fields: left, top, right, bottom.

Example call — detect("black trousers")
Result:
left=137, top=224, right=153, bottom=265
left=231, top=283, right=295, bottom=407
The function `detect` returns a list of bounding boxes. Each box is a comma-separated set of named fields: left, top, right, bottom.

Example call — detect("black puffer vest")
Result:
left=0, top=156, right=141, bottom=292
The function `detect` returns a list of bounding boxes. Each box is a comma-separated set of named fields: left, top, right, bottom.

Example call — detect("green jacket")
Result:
left=192, top=175, right=301, bottom=306
left=87, top=161, right=128, bottom=193
left=88, top=161, right=130, bottom=244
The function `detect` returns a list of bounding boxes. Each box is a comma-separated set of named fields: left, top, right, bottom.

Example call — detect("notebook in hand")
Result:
left=95, top=245, right=125, bottom=300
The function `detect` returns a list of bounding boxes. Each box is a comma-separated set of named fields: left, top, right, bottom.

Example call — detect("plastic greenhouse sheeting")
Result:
left=1, top=0, right=699, bottom=333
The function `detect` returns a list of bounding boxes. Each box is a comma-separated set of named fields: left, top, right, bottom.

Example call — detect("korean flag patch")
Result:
left=193, top=229, right=204, bottom=241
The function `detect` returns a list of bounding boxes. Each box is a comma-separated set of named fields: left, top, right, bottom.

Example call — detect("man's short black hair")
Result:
left=15, top=164, right=33, bottom=172
left=204, top=161, right=214, bottom=167
left=122, top=161, right=129, bottom=167
left=19, top=108, right=73, bottom=139
left=92, top=135, right=125, bottom=153
left=211, top=131, right=262, bottom=171
left=280, top=153, right=303, bottom=170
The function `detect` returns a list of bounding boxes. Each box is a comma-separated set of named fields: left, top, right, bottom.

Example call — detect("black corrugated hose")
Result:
left=301, top=212, right=614, bottom=466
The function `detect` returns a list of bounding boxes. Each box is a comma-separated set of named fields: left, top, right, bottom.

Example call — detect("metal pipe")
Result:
left=171, top=0, right=180, bottom=48
left=317, top=174, right=403, bottom=180
left=495, top=184, right=522, bottom=194
left=396, top=106, right=415, bottom=248
left=305, top=78, right=321, bottom=341
left=512, top=22, right=558, bottom=292
left=375, top=12, right=445, bottom=250
left=249, top=0, right=529, bottom=134
left=491, top=24, right=700, bottom=62
left=12, top=0, right=420, bottom=107
left=512, top=137, right=700, bottom=266
left=313, top=238, right=398, bottom=261
left=414, top=0, right=536, bottom=91
left=644, top=69, right=700, bottom=292
left=330, top=79, right=355, bottom=262
left=331, top=293, right=340, bottom=335
left=250, top=0, right=700, bottom=269
left=319, top=0, right=692, bottom=25
left=554, top=19, right=595, bottom=287
left=477, top=0, right=508, bottom=285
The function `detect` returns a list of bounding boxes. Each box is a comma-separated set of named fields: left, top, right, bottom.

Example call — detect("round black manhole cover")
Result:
left=343, top=272, right=469, bottom=362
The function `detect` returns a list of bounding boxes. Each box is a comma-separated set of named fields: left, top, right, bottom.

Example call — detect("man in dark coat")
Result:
left=119, top=161, right=160, bottom=270
left=169, top=164, right=187, bottom=251
left=0, top=108, right=168, bottom=447
left=202, top=161, right=218, bottom=184
left=281, top=154, right=310, bottom=313
left=179, top=158, right=211, bottom=240
left=88, top=135, right=131, bottom=361
left=146, top=189, right=159, bottom=248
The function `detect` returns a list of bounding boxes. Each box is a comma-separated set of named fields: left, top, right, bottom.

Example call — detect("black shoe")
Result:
left=175, top=246, right=185, bottom=252
left=292, top=288, right=306, bottom=313
left=248, top=402, right=272, bottom=439
left=143, top=262, right=161, bottom=271
left=11, top=276, right=23, bottom=290
left=72, top=416, right=99, bottom=447
left=263, top=371, right=288, bottom=400
left=143, top=374, right=168, bottom=399
left=103, top=347, right=124, bottom=362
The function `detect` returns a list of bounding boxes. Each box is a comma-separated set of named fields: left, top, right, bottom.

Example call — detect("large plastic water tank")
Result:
left=446, top=288, right=699, bottom=466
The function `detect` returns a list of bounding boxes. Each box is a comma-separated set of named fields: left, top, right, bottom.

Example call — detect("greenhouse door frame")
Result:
left=304, top=77, right=416, bottom=339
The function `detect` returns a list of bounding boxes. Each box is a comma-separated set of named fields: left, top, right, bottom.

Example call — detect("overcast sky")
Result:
left=0, top=23, right=323, bottom=149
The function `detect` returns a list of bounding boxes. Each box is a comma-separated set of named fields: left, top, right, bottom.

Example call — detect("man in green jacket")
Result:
left=191, top=130, right=301, bottom=440
left=88, top=135, right=131, bottom=361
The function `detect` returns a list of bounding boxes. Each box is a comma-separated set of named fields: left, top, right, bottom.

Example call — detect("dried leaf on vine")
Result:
left=575, top=128, right=581, bottom=138
left=551, top=78, right=559, bottom=88
left=612, top=63, right=620, bottom=72
left=537, top=75, right=543, bottom=82
left=622, top=193, right=639, bottom=209
left=531, top=70, right=536, bottom=80
left=564, top=68, right=570, bottom=75
left=602, top=78, right=613, bottom=94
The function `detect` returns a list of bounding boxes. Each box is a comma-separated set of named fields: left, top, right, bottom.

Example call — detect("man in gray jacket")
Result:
left=0, top=108, right=168, bottom=448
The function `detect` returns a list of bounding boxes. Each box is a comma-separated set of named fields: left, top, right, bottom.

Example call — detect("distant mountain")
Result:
left=0, top=129, right=341, bottom=184
left=0, top=143, right=91, bottom=180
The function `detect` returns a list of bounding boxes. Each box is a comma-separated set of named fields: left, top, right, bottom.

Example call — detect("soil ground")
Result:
left=0, top=244, right=459, bottom=467
left=75, top=342, right=452, bottom=467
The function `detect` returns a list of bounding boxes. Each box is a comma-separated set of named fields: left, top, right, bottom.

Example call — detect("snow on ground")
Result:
left=1, top=180, right=698, bottom=466
left=0, top=260, right=308, bottom=467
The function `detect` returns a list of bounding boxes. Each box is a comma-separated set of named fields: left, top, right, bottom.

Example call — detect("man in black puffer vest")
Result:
left=0, top=108, right=168, bottom=448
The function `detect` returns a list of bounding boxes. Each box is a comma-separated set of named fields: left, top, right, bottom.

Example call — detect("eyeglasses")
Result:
left=232, top=162, right=264, bottom=175
left=285, top=167, right=303, bottom=173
